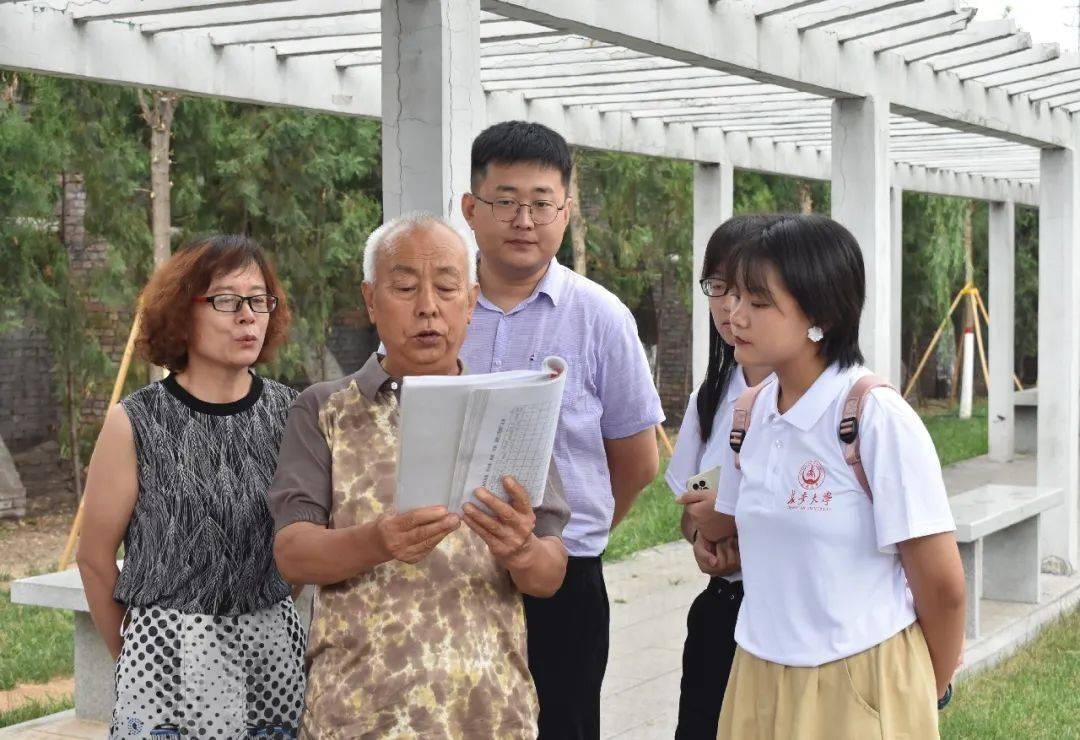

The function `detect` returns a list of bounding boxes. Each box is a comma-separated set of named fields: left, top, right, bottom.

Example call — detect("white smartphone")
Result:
left=685, top=464, right=720, bottom=496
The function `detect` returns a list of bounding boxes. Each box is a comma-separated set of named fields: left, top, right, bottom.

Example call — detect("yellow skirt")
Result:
left=717, top=623, right=938, bottom=740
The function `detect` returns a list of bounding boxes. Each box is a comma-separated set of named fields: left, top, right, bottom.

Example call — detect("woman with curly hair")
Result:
left=77, top=235, right=306, bottom=739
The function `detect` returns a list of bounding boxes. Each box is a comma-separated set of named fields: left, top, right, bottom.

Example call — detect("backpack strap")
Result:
left=840, top=373, right=894, bottom=500
left=729, top=381, right=770, bottom=470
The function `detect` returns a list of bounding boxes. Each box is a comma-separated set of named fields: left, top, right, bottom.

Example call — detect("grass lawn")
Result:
left=0, top=696, right=74, bottom=730
left=941, top=606, right=1080, bottom=739
left=0, top=585, right=74, bottom=692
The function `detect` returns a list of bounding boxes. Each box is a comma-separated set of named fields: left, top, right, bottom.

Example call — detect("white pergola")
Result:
left=1, top=0, right=1077, bottom=571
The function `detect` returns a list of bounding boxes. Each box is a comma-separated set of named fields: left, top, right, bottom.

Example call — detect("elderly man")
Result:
left=269, top=212, right=570, bottom=738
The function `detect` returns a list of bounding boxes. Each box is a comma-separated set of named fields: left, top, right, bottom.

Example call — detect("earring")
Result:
left=808, top=326, right=824, bottom=343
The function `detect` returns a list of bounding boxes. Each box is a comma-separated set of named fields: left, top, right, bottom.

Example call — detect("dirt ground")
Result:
left=0, top=504, right=77, bottom=583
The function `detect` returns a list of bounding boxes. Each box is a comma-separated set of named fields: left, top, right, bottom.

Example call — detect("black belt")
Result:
left=709, top=577, right=744, bottom=598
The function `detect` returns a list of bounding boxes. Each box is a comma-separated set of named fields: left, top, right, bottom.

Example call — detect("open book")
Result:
left=395, top=356, right=567, bottom=514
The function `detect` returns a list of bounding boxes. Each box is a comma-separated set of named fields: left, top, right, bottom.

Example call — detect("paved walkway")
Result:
left=0, top=455, right=1051, bottom=739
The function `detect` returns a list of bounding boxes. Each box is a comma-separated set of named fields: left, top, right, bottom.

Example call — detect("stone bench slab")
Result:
left=10, top=566, right=93, bottom=612
left=950, top=484, right=1063, bottom=542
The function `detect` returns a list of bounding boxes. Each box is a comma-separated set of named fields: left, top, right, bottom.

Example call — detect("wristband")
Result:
left=937, top=682, right=952, bottom=710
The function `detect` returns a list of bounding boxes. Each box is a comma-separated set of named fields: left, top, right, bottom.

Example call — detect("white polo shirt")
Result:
left=714, top=363, right=955, bottom=667
left=667, top=367, right=775, bottom=584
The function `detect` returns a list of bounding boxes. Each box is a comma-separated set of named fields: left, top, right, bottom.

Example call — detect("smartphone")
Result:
left=685, top=464, right=720, bottom=495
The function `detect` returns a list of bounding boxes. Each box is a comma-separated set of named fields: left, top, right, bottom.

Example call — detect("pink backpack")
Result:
left=728, top=374, right=893, bottom=499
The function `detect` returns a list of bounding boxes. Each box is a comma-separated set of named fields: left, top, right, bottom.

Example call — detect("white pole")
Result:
left=960, top=328, right=974, bottom=419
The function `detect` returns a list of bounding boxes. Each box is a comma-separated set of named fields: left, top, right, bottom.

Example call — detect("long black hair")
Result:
left=696, top=214, right=784, bottom=442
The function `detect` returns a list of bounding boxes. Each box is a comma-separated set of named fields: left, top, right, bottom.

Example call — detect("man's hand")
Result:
left=374, top=505, right=461, bottom=565
left=463, top=476, right=537, bottom=569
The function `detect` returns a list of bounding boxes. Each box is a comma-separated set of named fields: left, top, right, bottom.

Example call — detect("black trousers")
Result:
left=523, top=555, right=609, bottom=740
left=675, top=577, right=744, bottom=740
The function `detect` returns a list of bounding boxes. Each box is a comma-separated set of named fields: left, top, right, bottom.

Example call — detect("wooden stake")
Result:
left=656, top=423, right=674, bottom=458
left=970, top=293, right=991, bottom=393
left=59, top=311, right=141, bottom=571
left=974, top=290, right=1025, bottom=392
left=903, top=288, right=965, bottom=399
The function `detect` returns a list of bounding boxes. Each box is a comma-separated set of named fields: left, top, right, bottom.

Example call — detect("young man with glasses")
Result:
left=460, top=121, right=664, bottom=739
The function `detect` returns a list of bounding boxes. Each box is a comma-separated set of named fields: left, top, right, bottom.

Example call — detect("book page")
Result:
left=451, top=378, right=563, bottom=513
left=396, top=356, right=566, bottom=514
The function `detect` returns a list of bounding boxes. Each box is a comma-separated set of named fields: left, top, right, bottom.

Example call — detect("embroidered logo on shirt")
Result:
left=788, top=460, right=832, bottom=511
left=798, top=460, right=825, bottom=490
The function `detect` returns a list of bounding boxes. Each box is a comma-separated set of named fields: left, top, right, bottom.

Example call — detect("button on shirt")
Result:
left=666, top=367, right=776, bottom=583
left=714, top=363, right=956, bottom=667
left=460, top=260, right=665, bottom=557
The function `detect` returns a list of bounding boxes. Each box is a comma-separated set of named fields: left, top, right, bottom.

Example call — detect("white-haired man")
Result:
left=269, top=212, right=570, bottom=737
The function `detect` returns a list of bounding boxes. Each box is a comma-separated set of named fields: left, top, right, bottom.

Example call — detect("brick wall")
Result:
left=653, top=257, right=693, bottom=426
left=61, top=173, right=133, bottom=433
left=326, top=309, right=379, bottom=375
left=0, top=324, right=56, bottom=449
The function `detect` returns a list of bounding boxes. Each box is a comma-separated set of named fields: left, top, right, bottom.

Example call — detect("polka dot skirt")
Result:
left=110, top=598, right=306, bottom=738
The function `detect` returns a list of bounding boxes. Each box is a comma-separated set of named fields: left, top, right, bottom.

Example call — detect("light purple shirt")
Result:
left=460, top=260, right=665, bottom=557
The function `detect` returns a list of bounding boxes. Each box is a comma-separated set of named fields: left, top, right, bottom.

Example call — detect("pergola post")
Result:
left=889, top=186, right=903, bottom=388
left=988, top=200, right=1016, bottom=463
left=381, top=0, right=483, bottom=228
left=692, top=161, right=734, bottom=387
left=832, top=96, right=893, bottom=377
left=1037, top=140, right=1080, bottom=573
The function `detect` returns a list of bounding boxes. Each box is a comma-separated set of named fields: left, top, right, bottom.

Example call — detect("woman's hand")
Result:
left=693, top=533, right=741, bottom=577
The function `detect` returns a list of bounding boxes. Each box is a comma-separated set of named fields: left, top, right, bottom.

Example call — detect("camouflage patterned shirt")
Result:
left=269, top=353, right=569, bottom=738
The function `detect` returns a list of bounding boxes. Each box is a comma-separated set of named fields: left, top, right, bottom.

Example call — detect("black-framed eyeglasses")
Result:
left=471, top=194, right=567, bottom=226
left=699, top=278, right=730, bottom=298
left=195, top=294, right=279, bottom=313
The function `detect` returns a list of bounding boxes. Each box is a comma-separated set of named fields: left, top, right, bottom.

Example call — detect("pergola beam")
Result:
left=1028, top=83, right=1080, bottom=103
left=71, top=0, right=293, bottom=23
left=752, top=0, right=830, bottom=18
left=861, top=10, right=975, bottom=53
left=832, top=0, right=968, bottom=44
left=334, top=35, right=618, bottom=69
left=956, top=44, right=1061, bottom=81
left=793, top=0, right=923, bottom=32
left=484, top=0, right=1071, bottom=146
left=482, top=46, right=646, bottom=69
left=650, top=108, right=832, bottom=123
left=929, top=33, right=1031, bottom=73
left=138, top=0, right=380, bottom=34
left=480, top=57, right=688, bottom=82
left=900, top=19, right=1017, bottom=63
left=210, top=14, right=380, bottom=46
left=591, top=88, right=814, bottom=110
left=275, top=19, right=558, bottom=58
left=1006, top=69, right=1080, bottom=97
left=489, top=67, right=739, bottom=92
left=0, top=2, right=380, bottom=116
left=979, top=54, right=1080, bottom=88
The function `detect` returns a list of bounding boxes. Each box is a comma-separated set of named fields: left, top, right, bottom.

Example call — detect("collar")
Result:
left=355, top=352, right=470, bottom=402
left=771, top=363, right=854, bottom=431
left=355, top=353, right=396, bottom=402
left=477, top=258, right=566, bottom=314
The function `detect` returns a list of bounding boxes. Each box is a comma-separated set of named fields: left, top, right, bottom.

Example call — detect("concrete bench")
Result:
left=1013, top=388, right=1037, bottom=454
left=10, top=565, right=313, bottom=723
left=949, top=484, right=1063, bottom=639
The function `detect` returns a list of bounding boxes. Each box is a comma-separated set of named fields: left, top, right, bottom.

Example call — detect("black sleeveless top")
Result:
left=114, top=373, right=296, bottom=615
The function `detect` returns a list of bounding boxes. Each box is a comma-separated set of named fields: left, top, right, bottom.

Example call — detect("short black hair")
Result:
left=728, top=214, right=865, bottom=369
left=470, top=121, right=573, bottom=191
left=696, top=214, right=785, bottom=443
